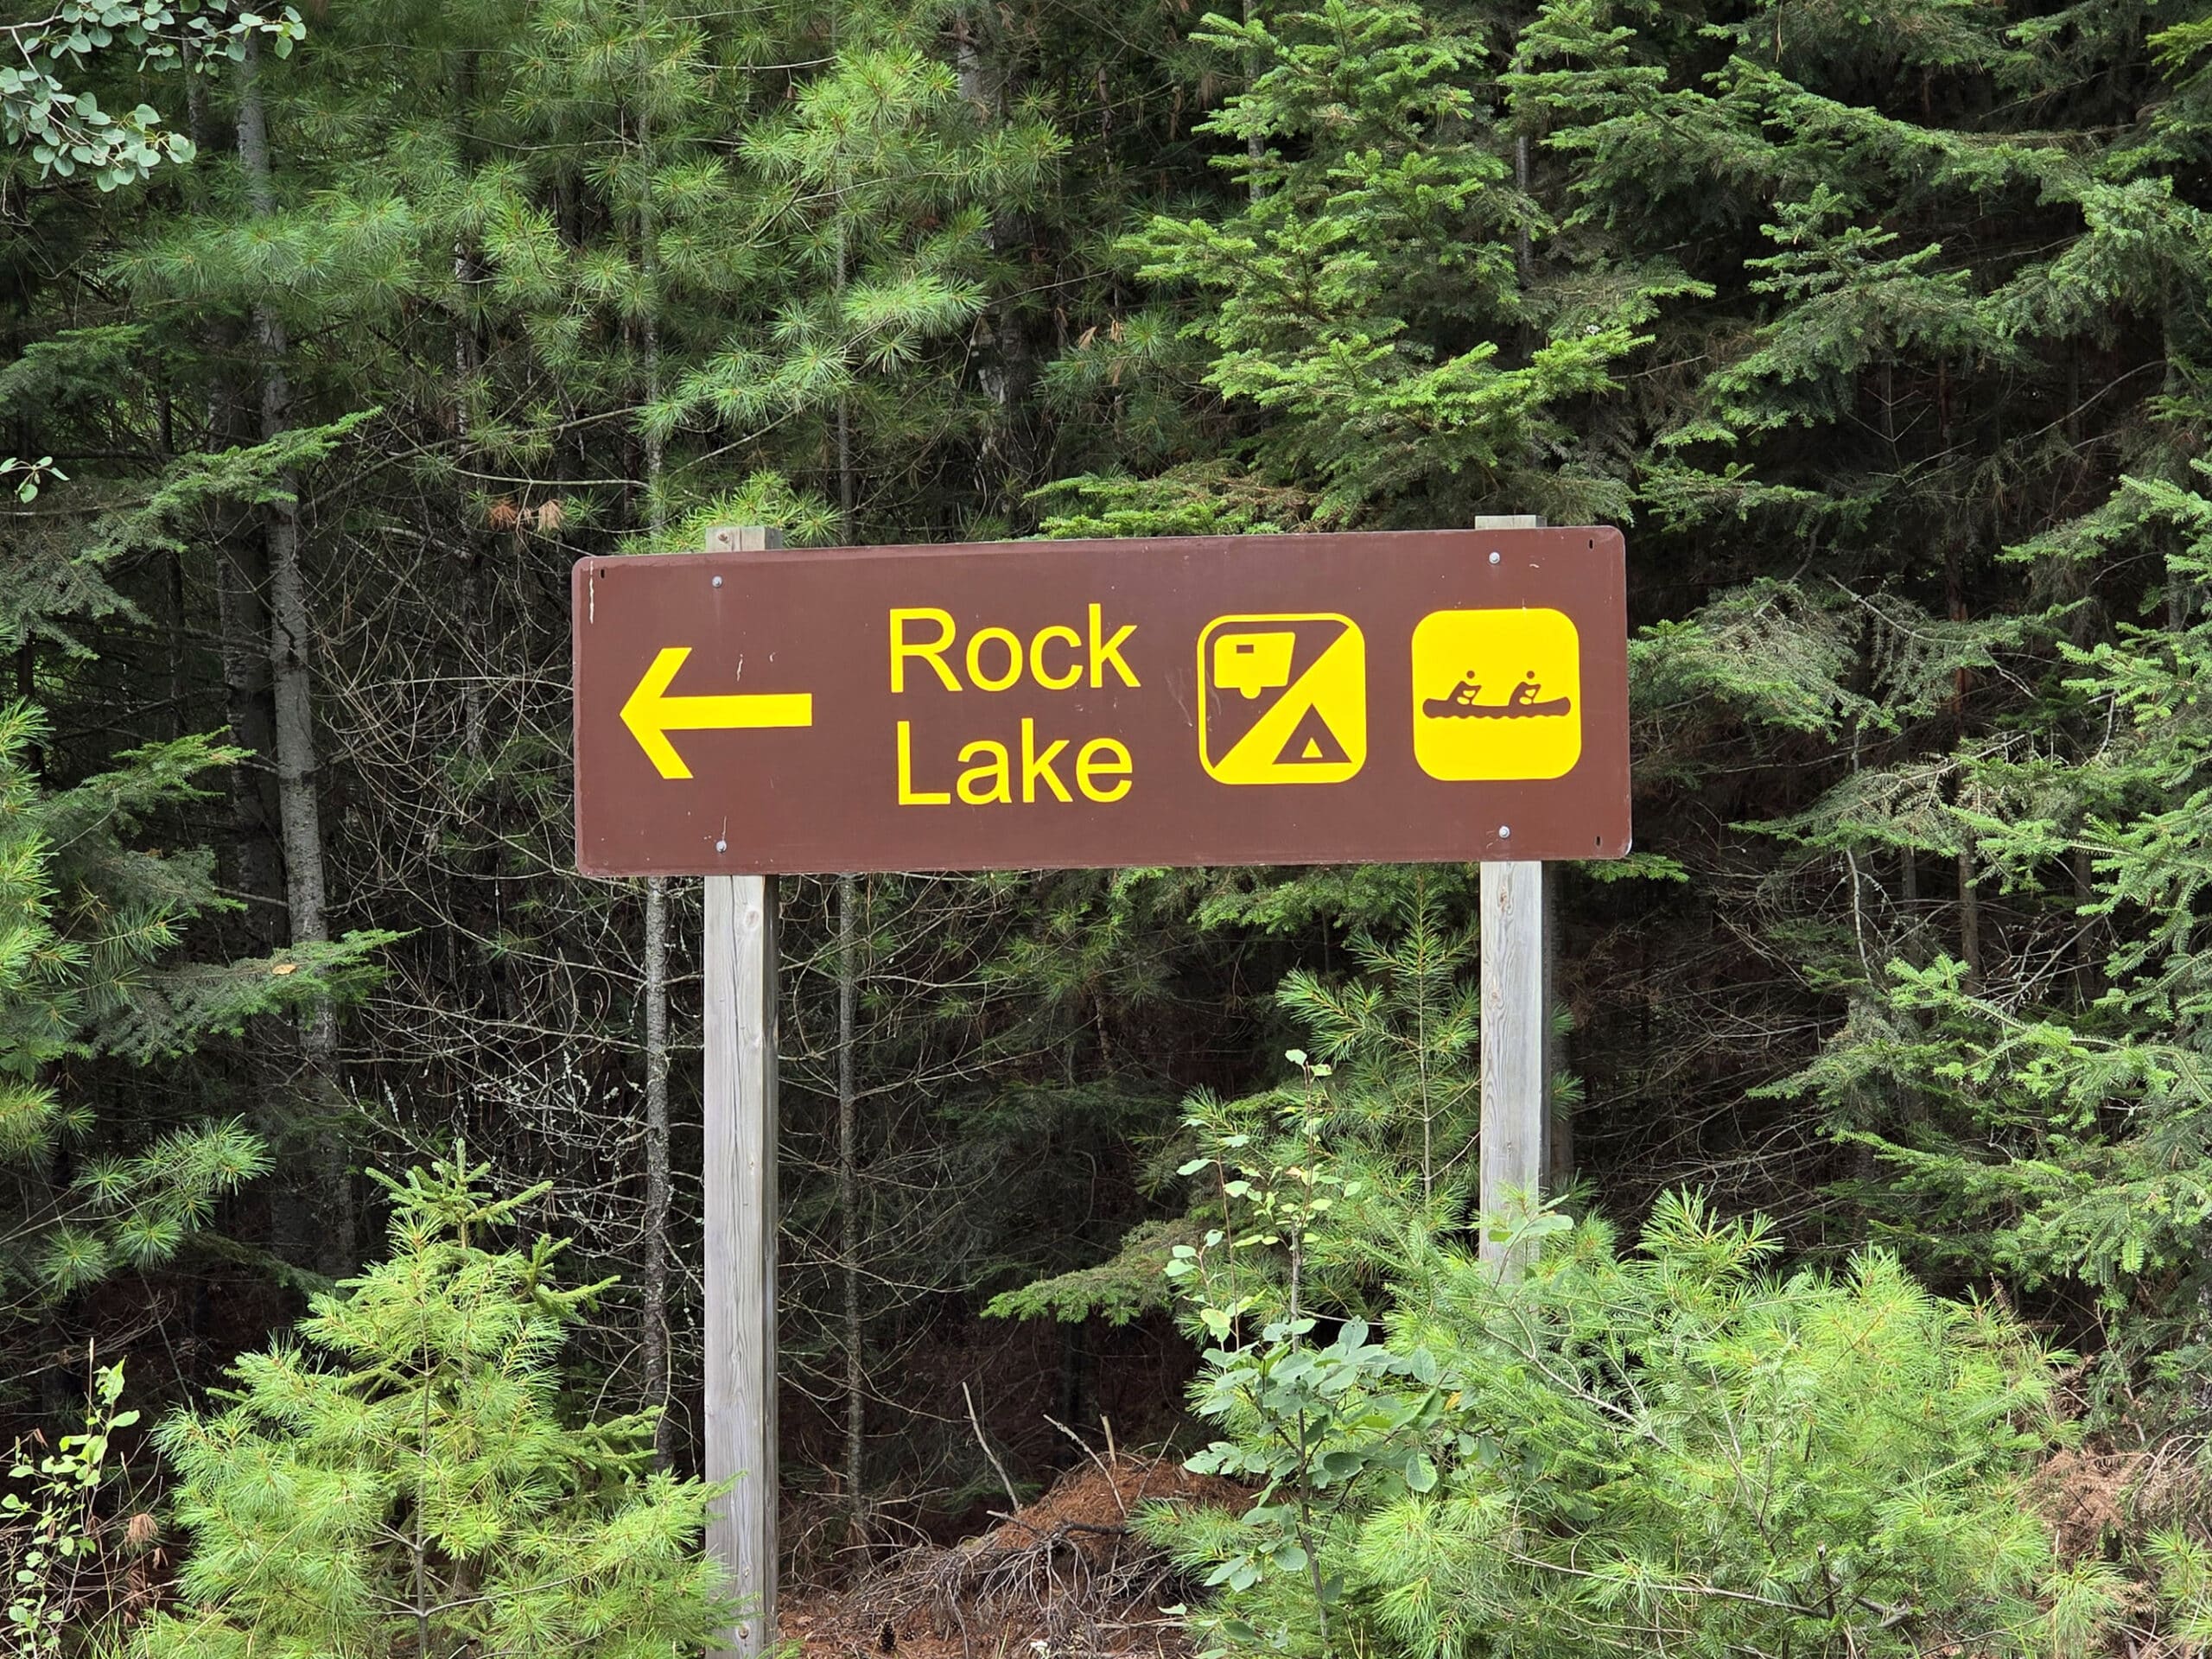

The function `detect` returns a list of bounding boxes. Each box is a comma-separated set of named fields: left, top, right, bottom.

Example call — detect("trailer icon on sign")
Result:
left=1212, top=630, right=1297, bottom=699
left=1198, top=613, right=1367, bottom=785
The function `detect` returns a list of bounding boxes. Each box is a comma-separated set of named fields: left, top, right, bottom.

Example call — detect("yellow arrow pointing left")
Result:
left=620, top=646, right=814, bottom=779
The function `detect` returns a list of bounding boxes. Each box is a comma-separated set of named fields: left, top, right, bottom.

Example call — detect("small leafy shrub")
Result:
left=1160, top=1081, right=2119, bottom=1659
left=130, top=1150, right=729, bottom=1659
left=4, top=1357, right=149, bottom=1654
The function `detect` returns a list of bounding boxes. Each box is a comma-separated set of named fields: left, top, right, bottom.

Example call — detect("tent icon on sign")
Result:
left=1197, top=613, right=1367, bottom=785
left=1275, top=704, right=1351, bottom=766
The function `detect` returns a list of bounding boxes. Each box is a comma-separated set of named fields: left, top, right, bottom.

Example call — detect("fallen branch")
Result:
left=963, top=1380, right=1023, bottom=1516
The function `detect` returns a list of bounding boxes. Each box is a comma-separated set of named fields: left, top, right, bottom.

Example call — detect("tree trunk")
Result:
left=642, top=875, right=674, bottom=1463
left=215, top=528, right=283, bottom=947
left=1943, top=548, right=1979, bottom=991
left=838, top=872, right=864, bottom=1532
left=960, top=10, right=1036, bottom=512
left=210, top=331, right=299, bottom=1259
left=451, top=219, right=488, bottom=765
left=238, top=33, right=351, bottom=1274
left=832, top=120, right=855, bottom=541
left=1956, top=847, right=1982, bottom=985
left=2071, top=847, right=2101, bottom=1004
left=1243, top=0, right=1263, bottom=200
left=166, top=546, right=187, bottom=740
left=633, top=78, right=678, bottom=1459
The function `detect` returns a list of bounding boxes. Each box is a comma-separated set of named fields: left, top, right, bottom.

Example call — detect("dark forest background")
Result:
left=9, top=0, right=2212, bottom=1629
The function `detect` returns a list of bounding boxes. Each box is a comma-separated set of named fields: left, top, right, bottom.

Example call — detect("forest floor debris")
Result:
left=782, top=1455, right=1249, bottom=1659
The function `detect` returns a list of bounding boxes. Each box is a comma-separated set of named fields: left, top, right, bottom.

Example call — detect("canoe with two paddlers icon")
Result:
left=1423, top=672, right=1573, bottom=720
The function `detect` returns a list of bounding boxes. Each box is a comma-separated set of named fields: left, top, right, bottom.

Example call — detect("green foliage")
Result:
left=3, top=1358, right=140, bottom=1655
left=1464, top=0, right=2212, bottom=1476
left=1078, top=0, right=1678, bottom=529
left=1780, top=469, right=2212, bottom=1403
left=0, top=456, right=66, bottom=505
left=131, top=1149, right=728, bottom=1659
left=686, top=29, right=1062, bottom=416
left=430, top=0, right=1067, bottom=536
left=0, top=700, right=388, bottom=1314
left=0, top=0, right=302, bottom=189
left=22, top=0, right=2212, bottom=1618
left=1163, top=1160, right=2102, bottom=1659
left=2150, top=1527, right=2212, bottom=1649
left=1033, top=461, right=1318, bottom=540
left=982, top=1216, right=1205, bottom=1325
left=995, top=883, right=1489, bottom=1325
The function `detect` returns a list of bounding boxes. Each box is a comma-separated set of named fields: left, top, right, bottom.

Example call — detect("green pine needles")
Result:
left=0, top=697, right=388, bottom=1318
left=130, top=1150, right=729, bottom=1659
left=1136, top=893, right=2118, bottom=1658
left=1048, top=0, right=1688, bottom=534
left=1163, top=1165, right=2110, bottom=1659
left=1782, top=465, right=2212, bottom=1400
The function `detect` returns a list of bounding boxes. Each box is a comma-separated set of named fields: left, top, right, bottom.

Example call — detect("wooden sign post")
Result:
left=571, top=523, right=1630, bottom=1654
left=700, top=525, right=781, bottom=1659
left=1471, top=516, right=1549, bottom=1276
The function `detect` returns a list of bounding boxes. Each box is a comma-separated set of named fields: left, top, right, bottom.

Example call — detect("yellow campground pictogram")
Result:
left=1411, top=607, right=1582, bottom=781
left=1198, top=613, right=1367, bottom=785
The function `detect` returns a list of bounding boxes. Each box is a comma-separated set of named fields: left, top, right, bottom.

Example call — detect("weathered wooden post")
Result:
left=1478, top=858, right=1544, bottom=1265
left=702, top=523, right=781, bottom=1659
left=1471, top=514, right=1549, bottom=1275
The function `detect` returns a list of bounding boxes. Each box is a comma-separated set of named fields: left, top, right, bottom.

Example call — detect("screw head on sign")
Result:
left=1489, top=550, right=1501, bottom=564
left=1498, top=825, right=1512, bottom=839
left=715, top=839, right=728, bottom=854
left=713, top=575, right=723, bottom=588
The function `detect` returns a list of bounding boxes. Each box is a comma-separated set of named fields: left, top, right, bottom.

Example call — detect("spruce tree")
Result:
left=0, top=696, right=385, bottom=1338
left=1046, top=0, right=1687, bottom=533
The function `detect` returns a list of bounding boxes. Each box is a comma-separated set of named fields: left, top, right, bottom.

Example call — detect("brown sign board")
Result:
left=572, top=528, right=1630, bottom=876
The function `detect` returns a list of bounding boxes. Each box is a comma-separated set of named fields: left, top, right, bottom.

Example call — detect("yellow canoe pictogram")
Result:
left=1410, top=608, right=1582, bottom=781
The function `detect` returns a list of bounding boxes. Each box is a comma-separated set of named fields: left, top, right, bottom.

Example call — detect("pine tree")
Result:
left=1161, top=1181, right=2113, bottom=1659
left=131, top=1148, right=728, bottom=1659
left=652, top=1, right=1065, bottom=537
left=1147, top=925, right=2120, bottom=1657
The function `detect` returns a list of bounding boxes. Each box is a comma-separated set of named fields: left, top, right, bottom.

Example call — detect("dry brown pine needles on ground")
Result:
left=782, top=1455, right=1249, bottom=1659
